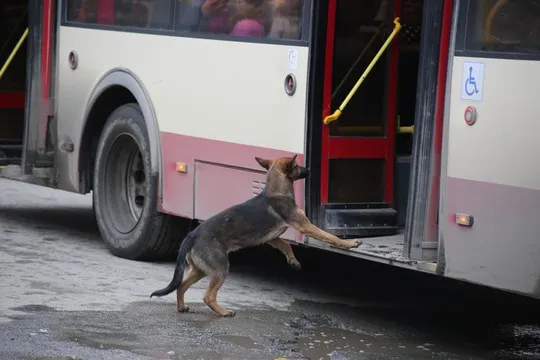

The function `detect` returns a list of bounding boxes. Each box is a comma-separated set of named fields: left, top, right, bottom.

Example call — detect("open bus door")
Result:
left=0, top=0, right=56, bottom=178
left=22, top=0, right=56, bottom=177
left=0, top=1, right=27, bottom=167
left=319, top=0, right=401, bottom=238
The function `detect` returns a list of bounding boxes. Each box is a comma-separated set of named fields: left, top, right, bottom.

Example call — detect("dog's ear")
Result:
left=285, top=155, right=297, bottom=169
left=255, top=157, right=272, bottom=170
left=289, top=154, right=297, bottom=164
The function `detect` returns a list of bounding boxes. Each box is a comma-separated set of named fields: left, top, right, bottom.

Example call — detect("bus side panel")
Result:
left=160, top=133, right=304, bottom=242
left=441, top=56, right=540, bottom=298
left=56, top=27, right=308, bottom=242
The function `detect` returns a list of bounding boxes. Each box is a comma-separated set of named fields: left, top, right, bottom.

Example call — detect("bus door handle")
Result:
left=324, top=17, right=401, bottom=126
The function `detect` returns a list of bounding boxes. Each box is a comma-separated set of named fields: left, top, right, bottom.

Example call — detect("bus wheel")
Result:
left=92, top=103, right=190, bottom=261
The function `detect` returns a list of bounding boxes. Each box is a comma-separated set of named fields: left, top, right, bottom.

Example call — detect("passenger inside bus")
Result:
left=268, top=0, right=302, bottom=39
left=69, top=0, right=303, bottom=40
left=195, top=0, right=301, bottom=39
left=229, top=0, right=272, bottom=37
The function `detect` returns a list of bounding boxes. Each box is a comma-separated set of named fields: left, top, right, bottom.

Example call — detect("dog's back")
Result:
left=198, top=194, right=290, bottom=253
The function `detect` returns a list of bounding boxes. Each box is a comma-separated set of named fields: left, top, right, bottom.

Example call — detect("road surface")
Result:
left=1, top=178, right=540, bottom=360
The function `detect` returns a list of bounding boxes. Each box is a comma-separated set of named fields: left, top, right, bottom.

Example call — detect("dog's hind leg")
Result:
left=176, top=263, right=204, bottom=313
left=191, top=240, right=234, bottom=316
left=204, top=276, right=235, bottom=317
left=267, top=238, right=301, bottom=270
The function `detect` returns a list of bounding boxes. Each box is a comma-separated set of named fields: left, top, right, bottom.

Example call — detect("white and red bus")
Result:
left=1, top=0, right=540, bottom=299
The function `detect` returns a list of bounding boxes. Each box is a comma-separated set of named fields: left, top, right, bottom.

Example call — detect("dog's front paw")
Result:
left=288, top=258, right=302, bottom=270
left=342, top=239, right=362, bottom=248
left=223, top=310, right=236, bottom=317
left=177, top=306, right=190, bottom=313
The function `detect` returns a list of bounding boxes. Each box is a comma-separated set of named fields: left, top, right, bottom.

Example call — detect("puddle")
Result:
left=299, top=326, right=438, bottom=359
left=60, top=331, right=138, bottom=353
left=20, top=357, right=84, bottom=360
left=11, top=304, right=57, bottom=313
left=494, top=324, right=540, bottom=359
left=218, top=334, right=264, bottom=350
left=42, top=237, right=59, bottom=242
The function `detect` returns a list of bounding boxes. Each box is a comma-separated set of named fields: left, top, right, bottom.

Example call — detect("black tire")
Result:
left=92, top=103, right=191, bottom=261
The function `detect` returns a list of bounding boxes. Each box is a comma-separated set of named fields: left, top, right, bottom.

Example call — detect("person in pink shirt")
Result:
left=200, top=0, right=233, bottom=34
left=229, top=0, right=271, bottom=38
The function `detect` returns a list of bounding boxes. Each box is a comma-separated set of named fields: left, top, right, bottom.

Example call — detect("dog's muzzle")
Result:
left=298, top=166, right=310, bottom=179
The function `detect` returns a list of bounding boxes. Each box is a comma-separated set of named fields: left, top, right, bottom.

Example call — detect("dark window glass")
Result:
left=66, top=0, right=174, bottom=30
left=457, top=0, right=540, bottom=56
left=176, top=0, right=304, bottom=40
left=65, top=0, right=307, bottom=41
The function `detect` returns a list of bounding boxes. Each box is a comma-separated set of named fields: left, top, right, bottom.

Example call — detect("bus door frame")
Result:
left=319, top=0, right=402, bottom=207
left=22, top=0, right=56, bottom=174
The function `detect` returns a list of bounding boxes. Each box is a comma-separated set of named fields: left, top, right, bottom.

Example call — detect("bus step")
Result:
left=0, top=146, right=22, bottom=165
left=0, top=157, right=22, bottom=165
left=321, top=203, right=398, bottom=238
left=326, top=226, right=399, bottom=238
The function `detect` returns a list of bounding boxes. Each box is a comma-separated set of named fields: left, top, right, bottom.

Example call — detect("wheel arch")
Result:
left=78, top=68, right=163, bottom=195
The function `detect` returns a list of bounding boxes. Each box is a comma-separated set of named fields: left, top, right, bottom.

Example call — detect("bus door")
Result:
left=319, top=0, right=401, bottom=238
left=20, top=0, right=56, bottom=176
left=0, top=1, right=27, bottom=168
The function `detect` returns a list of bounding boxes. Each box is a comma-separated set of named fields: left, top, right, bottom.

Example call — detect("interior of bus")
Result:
left=330, top=0, right=422, bottom=216
left=313, top=0, right=428, bottom=261
left=0, top=0, right=27, bottom=167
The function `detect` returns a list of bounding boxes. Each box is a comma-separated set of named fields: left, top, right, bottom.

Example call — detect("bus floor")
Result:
left=307, top=232, right=411, bottom=266
left=351, top=232, right=405, bottom=261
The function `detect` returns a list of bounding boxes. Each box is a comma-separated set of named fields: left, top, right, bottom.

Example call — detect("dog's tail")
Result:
left=149, top=229, right=198, bottom=298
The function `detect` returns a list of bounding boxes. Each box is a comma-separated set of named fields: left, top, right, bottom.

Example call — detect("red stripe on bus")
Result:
left=320, top=0, right=337, bottom=204
left=384, top=0, right=403, bottom=203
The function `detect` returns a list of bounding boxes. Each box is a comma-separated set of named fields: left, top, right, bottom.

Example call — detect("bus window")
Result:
left=268, top=0, right=302, bottom=40
left=177, top=0, right=304, bottom=40
left=66, top=0, right=306, bottom=41
left=457, top=0, right=540, bottom=56
left=66, top=0, right=174, bottom=30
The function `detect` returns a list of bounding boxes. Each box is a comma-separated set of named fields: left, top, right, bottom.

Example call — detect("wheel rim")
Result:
left=103, top=134, right=146, bottom=234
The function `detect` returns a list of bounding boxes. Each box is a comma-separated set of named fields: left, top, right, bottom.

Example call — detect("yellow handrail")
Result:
left=0, top=27, right=29, bottom=81
left=324, top=17, right=402, bottom=126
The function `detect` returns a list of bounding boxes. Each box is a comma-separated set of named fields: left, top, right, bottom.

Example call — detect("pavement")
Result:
left=1, top=178, right=540, bottom=360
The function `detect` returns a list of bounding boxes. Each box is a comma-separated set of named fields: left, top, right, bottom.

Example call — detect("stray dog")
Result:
left=150, top=155, right=362, bottom=317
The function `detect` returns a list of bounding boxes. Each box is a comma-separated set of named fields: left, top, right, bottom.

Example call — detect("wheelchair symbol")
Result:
left=465, top=66, right=479, bottom=96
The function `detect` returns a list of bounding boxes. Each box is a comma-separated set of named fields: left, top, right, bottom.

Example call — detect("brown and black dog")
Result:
left=150, top=155, right=361, bottom=317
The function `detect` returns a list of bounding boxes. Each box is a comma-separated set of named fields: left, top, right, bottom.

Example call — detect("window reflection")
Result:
left=66, top=0, right=306, bottom=41
left=461, top=0, right=540, bottom=55
left=68, top=0, right=174, bottom=29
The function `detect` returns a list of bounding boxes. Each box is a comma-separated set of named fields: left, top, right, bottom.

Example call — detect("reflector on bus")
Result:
left=455, top=213, right=474, bottom=227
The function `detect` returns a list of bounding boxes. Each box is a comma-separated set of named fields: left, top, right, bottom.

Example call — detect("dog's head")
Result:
left=254, top=155, right=310, bottom=181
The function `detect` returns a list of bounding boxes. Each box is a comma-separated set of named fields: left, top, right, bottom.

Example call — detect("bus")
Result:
left=1, top=0, right=539, bottom=299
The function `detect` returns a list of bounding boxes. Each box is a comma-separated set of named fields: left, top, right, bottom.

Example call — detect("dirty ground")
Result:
left=1, top=178, right=540, bottom=360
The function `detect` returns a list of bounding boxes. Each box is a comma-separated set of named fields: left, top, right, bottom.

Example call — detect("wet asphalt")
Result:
left=1, top=178, right=540, bottom=360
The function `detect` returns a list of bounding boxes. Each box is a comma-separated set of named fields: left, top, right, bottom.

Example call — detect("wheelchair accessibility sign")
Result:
left=461, top=61, right=484, bottom=102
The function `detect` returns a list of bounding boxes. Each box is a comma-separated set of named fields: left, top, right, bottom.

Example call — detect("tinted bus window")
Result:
left=456, top=0, right=540, bottom=56
left=65, top=0, right=306, bottom=41
left=175, top=0, right=304, bottom=40
left=66, top=0, right=174, bottom=30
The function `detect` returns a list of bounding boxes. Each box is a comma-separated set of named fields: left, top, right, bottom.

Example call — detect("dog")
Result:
left=150, top=155, right=362, bottom=317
